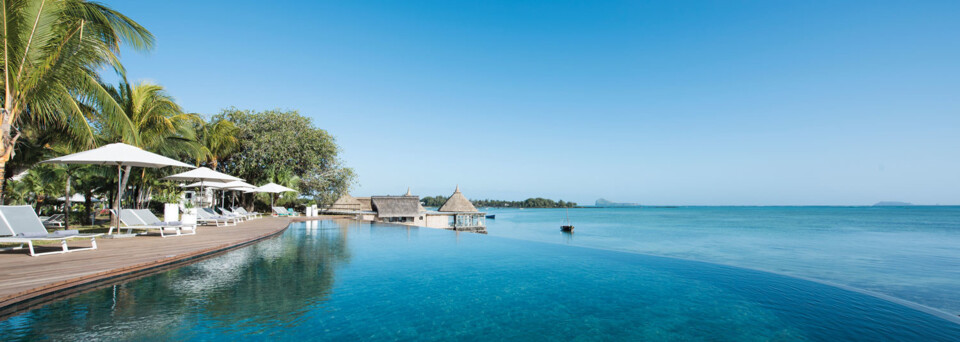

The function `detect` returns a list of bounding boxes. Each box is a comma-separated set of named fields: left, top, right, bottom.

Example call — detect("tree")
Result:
left=0, top=0, right=154, bottom=194
left=197, top=118, right=239, bottom=170
left=99, top=80, right=202, bottom=207
left=214, top=108, right=355, bottom=208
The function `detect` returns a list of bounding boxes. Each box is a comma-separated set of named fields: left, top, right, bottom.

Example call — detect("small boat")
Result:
left=485, top=214, right=496, bottom=219
left=561, top=208, right=574, bottom=232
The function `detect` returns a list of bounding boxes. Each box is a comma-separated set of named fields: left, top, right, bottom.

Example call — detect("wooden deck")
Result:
left=0, top=216, right=299, bottom=317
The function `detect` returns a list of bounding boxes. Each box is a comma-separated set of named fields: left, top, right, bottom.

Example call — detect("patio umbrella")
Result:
left=42, top=143, right=194, bottom=234
left=254, top=182, right=297, bottom=208
left=220, top=181, right=256, bottom=207
left=163, top=167, right=241, bottom=209
left=56, top=194, right=100, bottom=202
left=181, top=181, right=226, bottom=189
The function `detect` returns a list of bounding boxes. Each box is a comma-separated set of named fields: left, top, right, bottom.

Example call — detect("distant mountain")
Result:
left=596, top=198, right=641, bottom=207
left=873, top=201, right=913, bottom=207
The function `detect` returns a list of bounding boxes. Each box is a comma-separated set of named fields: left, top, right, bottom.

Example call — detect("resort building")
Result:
left=425, top=186, right=486, bottom=232
left=325, top=186, right=486, bottom=232
left=328, top=193, right=362, bottom=212
left=370, top=194, right=425, bottom=225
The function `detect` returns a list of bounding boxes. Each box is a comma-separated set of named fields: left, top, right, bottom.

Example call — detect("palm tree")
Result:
left=99, top=79, right=202, bottom=206
left=0, top=0, right=154, bottom=194
left=198, top=118, right=239, bottom=171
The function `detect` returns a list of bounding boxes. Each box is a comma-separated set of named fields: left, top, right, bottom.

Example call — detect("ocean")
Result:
left=484, top=206, right=960, bottom=316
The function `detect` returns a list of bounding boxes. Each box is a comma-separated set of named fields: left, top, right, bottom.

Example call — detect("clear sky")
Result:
left=106, top=0, right=960, bottom=205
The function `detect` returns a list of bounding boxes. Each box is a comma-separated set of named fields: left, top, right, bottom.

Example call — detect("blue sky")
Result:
left=107, top=1, right=960, bottom=205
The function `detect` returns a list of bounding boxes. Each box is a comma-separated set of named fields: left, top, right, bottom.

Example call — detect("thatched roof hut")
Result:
left=355, top=197, right=373, bottom=211
left=438, top=185, right=478, bottom=212
left=329, top=193, right=362, bottom=211
left=371, top=196, right=422, bottom=218
left=404, top=187, right=426, bottom=212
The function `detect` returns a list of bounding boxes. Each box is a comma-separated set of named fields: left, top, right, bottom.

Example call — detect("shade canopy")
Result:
left=56, top=194, right=99, bottom=202
left=220, top=180, right=256, bottom=190
left=42, top=143, right=194, bottom=168
left=163, top=167, right=242, bottom=183
left=41, top=142, right=194, bottom=235
left=255, top=183, right=297, bottom=193
left=182, top=181, right=226, bottom=189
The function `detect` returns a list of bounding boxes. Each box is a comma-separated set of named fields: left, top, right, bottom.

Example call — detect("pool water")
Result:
left=1, top=220, right=958, bottom=341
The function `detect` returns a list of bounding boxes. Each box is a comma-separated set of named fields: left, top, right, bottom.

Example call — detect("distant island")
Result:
left=596, top=198, right=641, bottom=207
left=873, top=201, right=913, bottom=207
left=421, top=196, right=577, bottom=208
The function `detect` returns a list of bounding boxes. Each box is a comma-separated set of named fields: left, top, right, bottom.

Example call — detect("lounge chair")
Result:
left=221, top=207, right=257, bottom=220
left=272, top=207, right=298, bottom=217
left=0, top=205, right=100, bottom=256
left=196, top=208, right=238, bottom=226
left=215, top=207, right=247, bottom=222
left=134, top=209, right=197, bottom=236
left=42, top=213, right=66, bottom=229
left=114, top=209, right=194, bottom=237
left=232, top=207, right=262, bottom=219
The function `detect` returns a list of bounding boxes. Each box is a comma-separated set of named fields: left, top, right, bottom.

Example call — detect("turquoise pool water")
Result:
left=1, top=220, right=958, bottom=341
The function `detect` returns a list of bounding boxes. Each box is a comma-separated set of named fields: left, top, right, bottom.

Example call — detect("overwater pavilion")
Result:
left=425, top=186, right=486, bottom=231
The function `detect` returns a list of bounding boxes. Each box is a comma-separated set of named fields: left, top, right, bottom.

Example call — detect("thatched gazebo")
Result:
left=429, top=185, right=485, bottom=230
left=439, top=185, right=478, bottom=213
left=327, top=193, right=362, bottom=212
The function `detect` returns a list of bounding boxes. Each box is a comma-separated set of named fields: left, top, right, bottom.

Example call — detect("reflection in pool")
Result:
left=1, top=220, right=958, bottom=341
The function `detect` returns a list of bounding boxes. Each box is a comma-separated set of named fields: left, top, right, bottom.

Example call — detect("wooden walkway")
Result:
left=0, top=216, right=297, bottom=317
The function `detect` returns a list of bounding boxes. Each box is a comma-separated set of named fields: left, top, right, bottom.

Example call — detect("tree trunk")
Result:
left=120, top=165, right=132, bottom=198
left=0, top=110, right=22, bottom=204
left=64, top=175, right=71, bottom=230
left=84, top=190, right=92, bottom=226
left=0, top=165, right=5, bottom=205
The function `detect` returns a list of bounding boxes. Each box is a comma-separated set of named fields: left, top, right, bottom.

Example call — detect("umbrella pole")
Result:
left=112, top=165, right=122, bottom=235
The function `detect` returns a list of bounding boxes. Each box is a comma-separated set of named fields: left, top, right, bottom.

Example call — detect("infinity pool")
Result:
left=1, top=220, right=958, bottom=341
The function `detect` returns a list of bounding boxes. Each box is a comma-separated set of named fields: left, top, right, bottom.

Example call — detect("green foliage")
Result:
left=421, top=196, right=577, bottom=208
left=152, top=185, right=183, bottom=204
left=0, top=0, right=156, bottom=174
left=420, top=196, right=448, bottom=207
left=214, top=108, right=356, bottom=207
left=197, top=118, right=240, bottom=170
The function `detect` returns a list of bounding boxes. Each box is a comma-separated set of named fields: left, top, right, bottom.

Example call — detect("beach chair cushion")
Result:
left=17, top=232, right=48, bottom=238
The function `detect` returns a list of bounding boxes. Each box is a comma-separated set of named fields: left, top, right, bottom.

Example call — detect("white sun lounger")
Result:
left=232, top=207, right=262, bottom=219
left=272, top=207, right=298, bottom=217
left=134, top=209, right=197, bottom=236
left=114, top=209, right=194, bottom=237
left=0, top=205, right=100, bottom=256
left=214, top=207, right=246, bottom=222
left=220, top=207, right=256, bottom=220
left=42, top=214, right=66, bottom=228
left=196, top=208, right=238, bottom=226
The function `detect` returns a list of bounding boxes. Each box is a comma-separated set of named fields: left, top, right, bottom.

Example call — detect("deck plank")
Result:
left=0, top=217, right=297, bottom=311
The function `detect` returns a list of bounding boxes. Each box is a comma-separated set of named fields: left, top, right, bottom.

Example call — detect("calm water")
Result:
left=484, top=206, right=960, bottom=316
left=1, top=220, right=959, bottom=341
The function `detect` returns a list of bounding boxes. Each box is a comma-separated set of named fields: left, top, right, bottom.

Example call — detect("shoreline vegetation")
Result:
left=421, top=196, right=577, bottom=208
